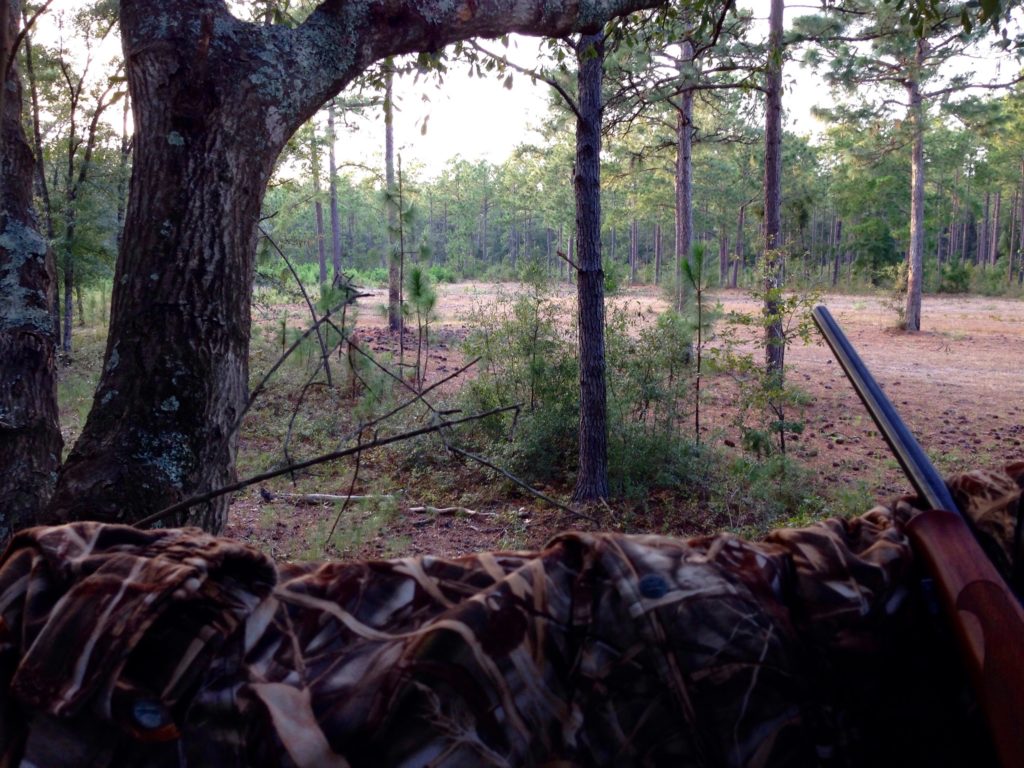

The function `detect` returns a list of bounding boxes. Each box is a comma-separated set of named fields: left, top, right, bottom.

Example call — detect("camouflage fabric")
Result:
left=1, top=464, right=1021, bottom=767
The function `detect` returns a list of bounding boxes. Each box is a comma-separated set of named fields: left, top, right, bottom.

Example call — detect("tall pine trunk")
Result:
left=0, top=0, right=62, bottom=537
left=763, top=0, right=785, bottom=374
left=572, top=31, right=608, bottom=503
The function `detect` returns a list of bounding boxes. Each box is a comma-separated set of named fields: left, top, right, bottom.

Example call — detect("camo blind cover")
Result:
left=0, top=464, right=1020, bottom=767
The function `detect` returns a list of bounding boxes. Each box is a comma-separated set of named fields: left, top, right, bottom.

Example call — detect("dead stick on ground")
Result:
left=408, top=506, right=494, bottom=517
left=262, top=490, right=401, bottom=506
left=135, top=405, right=518, bottom=529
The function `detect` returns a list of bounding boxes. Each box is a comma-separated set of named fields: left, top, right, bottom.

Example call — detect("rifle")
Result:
left=812, top=305, right=1024, bottom=768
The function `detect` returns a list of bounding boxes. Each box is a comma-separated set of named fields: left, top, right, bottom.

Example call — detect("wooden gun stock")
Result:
left=812, top=305, right=1024, bottom=768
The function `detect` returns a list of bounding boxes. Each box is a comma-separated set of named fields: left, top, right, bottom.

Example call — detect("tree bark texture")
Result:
left=572, top=31, right=608, bottom=503
left=0, top=0, right=62, bottom=539
left=40, top=0, right=658, bottom=531
left=763, top=0, right=785, bottom=374
left=903, top=39, right=926, bottom=332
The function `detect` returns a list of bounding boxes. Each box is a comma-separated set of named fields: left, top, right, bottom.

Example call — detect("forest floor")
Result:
left=55, top=281, right=1024, bottom=561
left=205, top=282, right=1024, bottom=562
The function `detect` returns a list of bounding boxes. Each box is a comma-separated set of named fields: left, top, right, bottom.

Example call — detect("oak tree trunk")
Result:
left=0, top=0, right=62, bottom=538
left=40, top=0, right=659, bottom=531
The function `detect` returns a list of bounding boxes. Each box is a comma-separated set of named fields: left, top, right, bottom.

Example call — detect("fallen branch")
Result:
left=260, top=489, right=401, bottom=506
left=135, top=405, right=518, bottom=529
left=408, top=505, right=494, bottom=517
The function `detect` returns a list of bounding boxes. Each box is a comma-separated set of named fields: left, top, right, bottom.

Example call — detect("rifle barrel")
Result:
left=811, top=305, right=958, bottom=514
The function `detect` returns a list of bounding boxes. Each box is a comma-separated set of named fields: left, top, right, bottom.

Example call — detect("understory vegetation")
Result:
left=59, top=266, right=884, bottom=559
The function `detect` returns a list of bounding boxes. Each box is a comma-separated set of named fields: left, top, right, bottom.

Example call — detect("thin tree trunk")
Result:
left=733, top=202, right=746, bottom=289
left=832, top=218, right=843, bottom=287
left=989, top=189, right=1001, bottom=266
left=310, top=125, right=328, bottom=284
left=327, top=103, right=343, bottom=282
left=0, top=0, right=62, bottom=536
left=480, top=195, right=489, bottom=264
left=546, top=226, right=553, bottom=277
left=719, top=225, right=729, bottom=285
left=630, top=218, right=638, bottom=283
left=654, top=222, right=662, bottom=285
left=559, top=222, right=566, bottom=281
left=61, top=253, right=74, bottom=352
left=979, top=192, right=990, bottom=266
left=763, top=0, right=785, bottom=373
left=384, top=66, right=400, bottom=332
left=1008, top=188, right=1017, bottom=285
left=572, top=30, right=608, bottom=502
left=903, top=39, right=926, bottom=332
left=674, top=61, right=694, bottom=311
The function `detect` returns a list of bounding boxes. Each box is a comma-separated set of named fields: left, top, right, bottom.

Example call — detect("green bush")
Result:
left=349, top=267, right=389, bottom=287
left=938, top=261, right=971, bottom=294
left=460, top=281, right=702, bottom=496
left=604, top=259, right=627, bottom=295
left=427, top=264, right=458, bottom=284
left=461, top=279, right=579, bottom=480
left=972, top=259, right=1011, bottom=296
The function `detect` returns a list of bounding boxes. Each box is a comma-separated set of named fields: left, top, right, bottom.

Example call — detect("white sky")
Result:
left=330, top=2, right=832, bottom=177
left=38, top=1, right=1021, bottom=180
